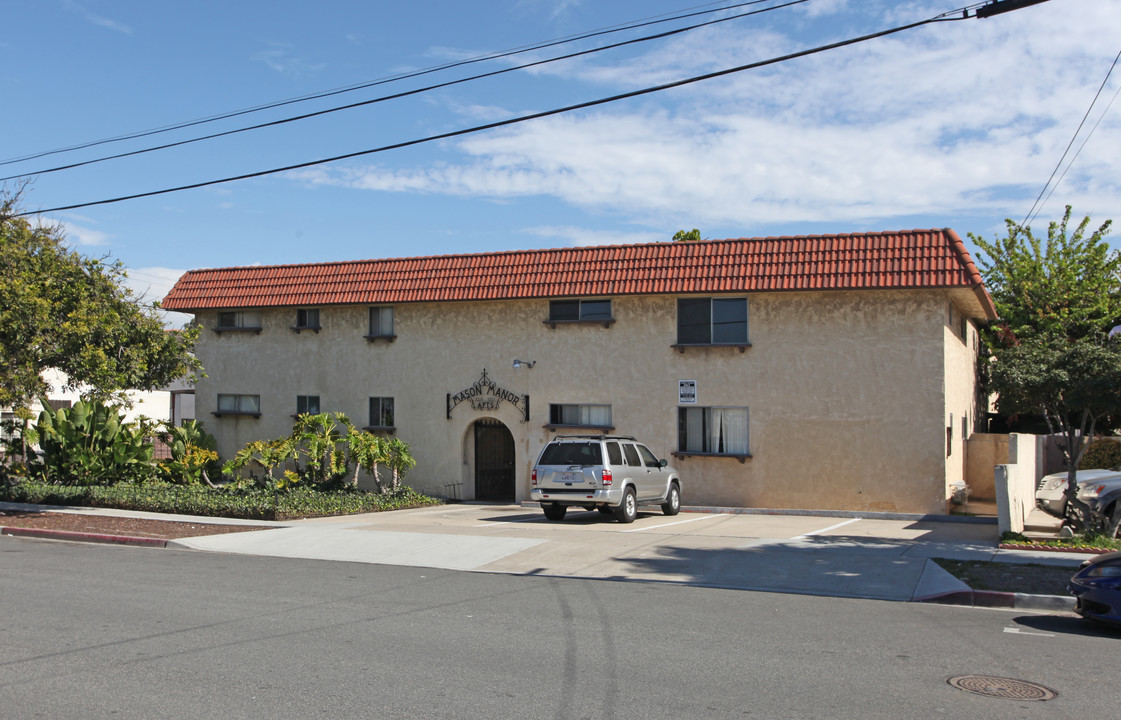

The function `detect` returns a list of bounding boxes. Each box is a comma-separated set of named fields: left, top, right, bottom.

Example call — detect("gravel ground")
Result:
left=0, top=510, right=265, bottom=540
left=934, top=558, right=1078, bottom=596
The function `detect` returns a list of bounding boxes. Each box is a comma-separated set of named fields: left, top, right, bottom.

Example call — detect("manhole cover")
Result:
left=947, top=675, right=1056, bottom=701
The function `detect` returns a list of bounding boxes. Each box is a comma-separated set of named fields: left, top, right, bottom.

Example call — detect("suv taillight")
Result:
left=602, top=468, right=612, bottom=486
left=532, top=468, right=538, bottom=486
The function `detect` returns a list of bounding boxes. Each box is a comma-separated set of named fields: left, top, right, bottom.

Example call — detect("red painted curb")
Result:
left=1, top=526, right=168, bottom=548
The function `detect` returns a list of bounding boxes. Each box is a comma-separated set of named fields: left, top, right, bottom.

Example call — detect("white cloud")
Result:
left=252, top=44, right=326, bottom=80
left=522, top=225, right=664, bottom=247
left=59, top=221, right=110, bottom=247
left=297, top=2, right=1121, bottom=234
left=64, top=0, right=132, bottom=34
left=123, top=266, right=185, bottom=305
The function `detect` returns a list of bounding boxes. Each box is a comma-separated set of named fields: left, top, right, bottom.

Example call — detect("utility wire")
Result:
left=1019, top=47, right=1121, bottom=230
left=0, top=0, right=793, bottom=168
left=1, top=0, right=811, bottom=182
left=16, top=11, right=966, bottom=218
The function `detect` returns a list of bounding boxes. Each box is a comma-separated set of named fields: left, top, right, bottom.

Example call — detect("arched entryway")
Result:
left=473, top=418, right=515, bottom=502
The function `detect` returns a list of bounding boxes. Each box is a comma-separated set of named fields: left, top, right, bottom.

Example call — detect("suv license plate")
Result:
left=560, top=471, right=582, bottom=483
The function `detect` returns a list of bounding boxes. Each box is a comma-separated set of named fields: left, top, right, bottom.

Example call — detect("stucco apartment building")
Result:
left=162, top=230, right=997, bottom=515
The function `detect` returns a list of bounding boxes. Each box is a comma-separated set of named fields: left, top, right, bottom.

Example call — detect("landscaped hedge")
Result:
left=0, top=481, right=441, bottom=521
left=1078, top=438, right=1121, bottom=470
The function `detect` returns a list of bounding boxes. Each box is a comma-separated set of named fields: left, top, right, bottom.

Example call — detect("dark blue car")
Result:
left=1069, top=550, right=1121, bottom=628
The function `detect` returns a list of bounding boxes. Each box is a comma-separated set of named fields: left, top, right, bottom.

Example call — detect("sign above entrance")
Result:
left=447, top=369, right=529, bottom=423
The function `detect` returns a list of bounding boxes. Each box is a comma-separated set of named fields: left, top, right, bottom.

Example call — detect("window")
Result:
left=0, top=412, right=18, bottom=444
left=367, top=306, right=394, bottom=337
left=215, top=394, right=261, bottom=417
left=296, top=395, right=320, bottom=415
left=216, top=310, right=262, bottom=332
left=548, top=403, right=612, bottom=428
left=678, top=407, right=750, bottom=456
left=368, top=396, right=395, bottom=429
left=676, top=298, right=747, bottom=346
left=539, top=442, right=603, bottom=466
left=606, top=441, right=623, bottom=465
left=636, top=444, right=661, bottom=468
left=547, top=299, right=613, bottom=326
left=294, top=308, right=320, bottom=331
left=622, top=444, right=641, bottom=467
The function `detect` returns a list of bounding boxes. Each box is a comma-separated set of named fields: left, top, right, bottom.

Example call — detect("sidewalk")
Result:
left=2, top=501, right=1087, bottom=609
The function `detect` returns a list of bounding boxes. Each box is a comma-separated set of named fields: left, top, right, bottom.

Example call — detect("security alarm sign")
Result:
left=679, top=380, right=697, bottom=405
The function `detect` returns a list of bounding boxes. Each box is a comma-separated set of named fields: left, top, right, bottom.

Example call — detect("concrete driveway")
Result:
left=170, top=503, right=1067, bottom=602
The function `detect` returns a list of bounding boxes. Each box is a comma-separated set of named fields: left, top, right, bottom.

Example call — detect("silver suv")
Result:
left=530, top=434, right=681, bottom=523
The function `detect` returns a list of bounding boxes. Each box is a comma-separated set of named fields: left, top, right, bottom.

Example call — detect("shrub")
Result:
left=0, top=479, right=441, bottom=521
left=33, top=399, right=155, bottom=485
left=1078, top=438, right=1121, bottom=470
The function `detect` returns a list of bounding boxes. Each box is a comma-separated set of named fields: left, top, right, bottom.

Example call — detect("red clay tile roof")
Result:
left=162, top=229, right=997, bottom=319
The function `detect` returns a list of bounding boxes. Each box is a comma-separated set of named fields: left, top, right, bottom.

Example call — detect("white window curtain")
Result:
left=581, top=405, right=611, bottom=426
left=717, top=408, right=749, bottom=455
left=684, top=407, right=704, bottom=453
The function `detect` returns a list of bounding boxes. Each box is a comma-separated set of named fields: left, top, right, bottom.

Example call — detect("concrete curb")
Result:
left=916, top=589, right=1076, bottom=611
left=1, top=526, right=168, bottom=548
left=520, top=501, right=998, bottom=524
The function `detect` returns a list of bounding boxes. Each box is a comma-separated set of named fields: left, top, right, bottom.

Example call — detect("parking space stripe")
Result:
left=620, top=515, right=719, bottom=533
left=794, top=518, right=861, bottom=539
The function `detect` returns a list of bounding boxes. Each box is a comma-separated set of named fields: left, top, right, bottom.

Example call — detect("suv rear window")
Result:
left=539, top=442, right=604, bottom=466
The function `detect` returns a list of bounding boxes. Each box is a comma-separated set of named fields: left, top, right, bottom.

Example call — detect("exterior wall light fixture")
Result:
left=512, top=359, right=536, bottom=369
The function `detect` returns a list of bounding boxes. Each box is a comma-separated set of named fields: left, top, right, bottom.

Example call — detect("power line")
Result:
left=0, top=0, right=792, bottom=168
left=1, top=0, right=811, bottom=183
left=1020, top=47, right=1121, bottom=230
left=16, top=11, right=967, bottom=218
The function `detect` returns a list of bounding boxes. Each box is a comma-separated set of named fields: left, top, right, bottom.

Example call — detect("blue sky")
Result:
left=3, top=0, right=1119, bottom=322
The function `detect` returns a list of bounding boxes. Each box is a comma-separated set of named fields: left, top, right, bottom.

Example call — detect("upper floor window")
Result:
left=368, top=396, right=395, bottom=429
left=215, top=310, right=262, bottom=334
left=366, top=306, right=395, bottom=342
left=547, top=299, right=614, bottom=327
left=215, top=393, right=261, bottom=417
left=677, top=406, right=750, bottom=457
left=676, top=298, right=748, bottom=347
left=296, top=395, right=320, bottom=416
left=294, top=308, right=320, bottom=332
left=547, top=403, right=612, bottom=429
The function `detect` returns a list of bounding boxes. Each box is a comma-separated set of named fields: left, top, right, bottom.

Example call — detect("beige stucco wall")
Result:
left=943, top=302, right=983, bottom=506
left=965, top=433, right=1009, bottom=500
left=192, top=287, right=974, bottom=514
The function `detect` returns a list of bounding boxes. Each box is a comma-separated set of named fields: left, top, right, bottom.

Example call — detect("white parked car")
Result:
left=1035, top=464, right=1121, bottom=518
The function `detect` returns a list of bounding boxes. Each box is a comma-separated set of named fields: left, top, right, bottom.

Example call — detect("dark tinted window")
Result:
left=622, top=444, right=641, bottom=466
left=712, top=298, right=747, bottom=343
left=677, top=298, right=747, bottom=344
left=636, top=444, right=660, bottom=467
left=606, top=441, right=623, bottom=465
left=539, top=442, right=603, bottom=466
left=549, top=300, right=580, bottom=321
left=677, top=299, right=711, bottom=344
left=581, top=300, right=612, bottom=320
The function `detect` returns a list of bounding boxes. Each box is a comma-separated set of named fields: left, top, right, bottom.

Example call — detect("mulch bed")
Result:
left=0, top=510, right=267, bottom=540
left=999, top=542, right=1110, bottom=555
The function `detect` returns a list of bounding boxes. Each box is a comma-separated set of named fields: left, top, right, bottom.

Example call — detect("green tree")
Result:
left=972, top=207, right=1121, bottom=535
left=969, top=205, right=1120, bottom=342
left=672, top=228, right=703, bottom=242
left=0, top=191, right=201, bottom=409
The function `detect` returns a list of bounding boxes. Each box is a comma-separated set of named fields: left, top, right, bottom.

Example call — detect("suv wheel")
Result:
left=661, top=483, right=681, bottom=516
left=542, top=503, right=567, bottom=521
left=615, top=487, right=637, bottom=524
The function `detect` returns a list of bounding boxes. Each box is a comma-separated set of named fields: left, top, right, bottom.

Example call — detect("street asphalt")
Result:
left=1, top=500, right=1090, bottom=610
